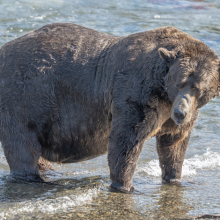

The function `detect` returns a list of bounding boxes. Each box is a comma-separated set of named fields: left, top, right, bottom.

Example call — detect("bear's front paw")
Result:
left=163, top=178, right=181, bottom=184
left=110, top=182, right=134, bottom=193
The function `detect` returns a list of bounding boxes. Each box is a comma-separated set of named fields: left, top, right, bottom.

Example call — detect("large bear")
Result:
left=0, top=23, right=219, bottom=192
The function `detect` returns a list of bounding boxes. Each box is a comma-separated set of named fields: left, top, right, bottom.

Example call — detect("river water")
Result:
left=0, top=0, right=220, bottom=219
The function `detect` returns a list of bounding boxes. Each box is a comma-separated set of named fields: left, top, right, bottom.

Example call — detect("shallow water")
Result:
left=0, top=0, right=220, bottom=219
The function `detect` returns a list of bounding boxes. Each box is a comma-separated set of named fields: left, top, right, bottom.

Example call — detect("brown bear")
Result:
left=0, top=23, right=219, bottom=192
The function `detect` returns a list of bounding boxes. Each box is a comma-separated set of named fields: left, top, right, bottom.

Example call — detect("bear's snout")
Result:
left=173, top=108, right=187, bottom=122
left=172, top=103, right=191, bottom=125
left=171, top=85, right=195, bottom=125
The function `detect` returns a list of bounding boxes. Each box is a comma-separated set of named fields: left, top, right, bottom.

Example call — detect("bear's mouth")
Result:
left=173, top=119, right=184, bottom=125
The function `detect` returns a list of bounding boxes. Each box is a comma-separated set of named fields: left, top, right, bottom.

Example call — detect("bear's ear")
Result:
left=158, top=48, right=177, bottom=63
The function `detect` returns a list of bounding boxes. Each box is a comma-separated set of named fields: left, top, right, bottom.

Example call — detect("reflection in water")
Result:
left=0, top=175, right=147, bottom=219
left=64, top=187, right=147, bottom=220
left=154, top=184, right=192, bottom=219
left=0, top=176, right=102, bottom=219
left=49, top=182, right=194, bottom=220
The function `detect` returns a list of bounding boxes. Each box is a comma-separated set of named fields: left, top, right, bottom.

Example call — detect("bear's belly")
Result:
left=43, top=136, right=109, bottom=163
left=40, top=119, right=111, bottom=163
left=60, top=142, right=109, bottom=163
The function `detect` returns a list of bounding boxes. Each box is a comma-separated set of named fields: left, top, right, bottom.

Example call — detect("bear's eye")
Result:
left=192, top=85, right=200, bottom=94
left=175, top=83, right=183, bottom=89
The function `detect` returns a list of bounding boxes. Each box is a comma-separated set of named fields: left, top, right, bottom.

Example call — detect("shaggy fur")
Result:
left=0, top=23, right=219, bottom=191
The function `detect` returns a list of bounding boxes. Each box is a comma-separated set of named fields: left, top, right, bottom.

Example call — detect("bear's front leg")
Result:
left=108, top=127, right=144, bottom=192
left=156, top=132, right=191, bottom=183
left=108, top=109, right=160, bottom=193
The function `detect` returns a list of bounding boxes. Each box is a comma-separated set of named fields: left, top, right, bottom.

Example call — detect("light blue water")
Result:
left=0, top=0, right=220, bottom=219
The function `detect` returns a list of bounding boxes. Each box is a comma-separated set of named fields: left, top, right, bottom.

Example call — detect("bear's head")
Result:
left=159, top=42, right=220, bottom=125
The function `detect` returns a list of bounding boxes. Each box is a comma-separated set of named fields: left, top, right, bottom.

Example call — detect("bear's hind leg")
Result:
left=1, top=127, right=44, bottom=182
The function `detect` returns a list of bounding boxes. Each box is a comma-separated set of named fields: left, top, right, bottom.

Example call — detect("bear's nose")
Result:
left=174, top=109, right=186, bottom=120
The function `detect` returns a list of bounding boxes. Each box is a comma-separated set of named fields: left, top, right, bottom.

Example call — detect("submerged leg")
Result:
left=156, top=132, right=191, bottom=183
left=1, top=127, right=44, bottom=182
left=108, top=108, right=160, bottom=192
left=108, top=125, right=144, bottom=192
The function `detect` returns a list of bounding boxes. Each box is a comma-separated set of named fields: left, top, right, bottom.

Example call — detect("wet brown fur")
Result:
left=0, top=23, right=219, bottom=191
left=38, top=157, right=53, bottom=171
